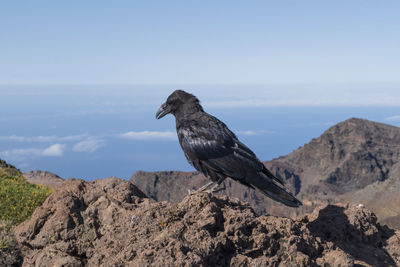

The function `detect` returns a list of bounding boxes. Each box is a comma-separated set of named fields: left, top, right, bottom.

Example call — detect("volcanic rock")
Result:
left=14, top=178, right=400, bottom=266
left=0, top=221, right=23, bottom=267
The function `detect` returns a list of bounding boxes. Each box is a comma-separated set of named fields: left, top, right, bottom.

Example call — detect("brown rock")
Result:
left=0, top=221, right=23, bottom=267
left=316, top=249, right=354, bottom=267
left=14, top=178, right=400, bottom=266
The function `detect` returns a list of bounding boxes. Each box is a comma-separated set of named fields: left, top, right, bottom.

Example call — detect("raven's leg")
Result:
left=210, top=178, right=226, bottom=192
left=197, top=181, right=215, bottom=192
left=210, top=183, right=219, bottom=192
left=187, top=181, right=215, bottom=195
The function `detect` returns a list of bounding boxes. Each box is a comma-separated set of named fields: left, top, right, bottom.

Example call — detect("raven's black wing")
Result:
left=177, top=113, right=283, bottom=184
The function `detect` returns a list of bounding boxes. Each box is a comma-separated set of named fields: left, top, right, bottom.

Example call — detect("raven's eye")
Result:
left=167, top=98, right=180, bottom=107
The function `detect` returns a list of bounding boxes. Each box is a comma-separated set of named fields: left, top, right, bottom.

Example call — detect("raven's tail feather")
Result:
left=261, top=166, right=285, bottom=185
left=249, top=173, right=302, bottom=208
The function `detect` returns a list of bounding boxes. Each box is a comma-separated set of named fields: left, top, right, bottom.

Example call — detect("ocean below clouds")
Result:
left=1, top=85, right=399, bottom=180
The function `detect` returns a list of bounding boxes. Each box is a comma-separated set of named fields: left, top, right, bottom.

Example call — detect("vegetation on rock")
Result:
left=0, top=164, right=52, bottom=225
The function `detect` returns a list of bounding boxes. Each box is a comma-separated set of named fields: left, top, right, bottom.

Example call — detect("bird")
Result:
left=156, top=90, right=302, bottom=207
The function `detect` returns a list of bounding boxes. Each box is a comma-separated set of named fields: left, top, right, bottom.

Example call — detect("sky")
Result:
left=1, top=1, right=399, bottom=84
left=0, top=1, right=400, bottom=180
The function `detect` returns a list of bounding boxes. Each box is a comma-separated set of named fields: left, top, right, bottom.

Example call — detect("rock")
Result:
left=0, top=221, right=23, bottom=267
left=316, top=249, right=354, bottom=267
left=14, top=178, right=400, bottom=266
left=0, top=158, right=21, bottom=176
left=386, top=230, right=400, bottom=266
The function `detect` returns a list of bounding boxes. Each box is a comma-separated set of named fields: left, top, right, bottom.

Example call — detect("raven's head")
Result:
left=156, top=90, right=202, bottom=119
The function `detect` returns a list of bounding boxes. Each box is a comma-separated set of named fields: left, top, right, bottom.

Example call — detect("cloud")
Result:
left=203, top=87, right=400, bottom=108
left=237, top=130, right=258, bottom=136
left=385, top=115, right=400, bottom=122
left=236, top=130, right=276, bottom=136
left=0, top=134, right=88, bottom=142
left=118, top=131, right=176, bottom=140
left=204, top=98, right=344, bottom=108
left=1, top=148, right=42, bottom=157
left=0, top=143, right=66, bottom=159
left=72, top=138, right=104, bottom=153
left=42, top=144, right=66, bottom=156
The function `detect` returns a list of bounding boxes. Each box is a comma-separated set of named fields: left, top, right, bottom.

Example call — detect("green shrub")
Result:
left=0, top=168, right=52, bottom=225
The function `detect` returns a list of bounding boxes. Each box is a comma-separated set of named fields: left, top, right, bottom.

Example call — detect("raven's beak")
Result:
left=156, top=103, right=171, bottom=119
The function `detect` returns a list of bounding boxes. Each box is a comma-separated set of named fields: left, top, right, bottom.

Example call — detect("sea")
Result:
left=1, top=84, right=399, bottom=180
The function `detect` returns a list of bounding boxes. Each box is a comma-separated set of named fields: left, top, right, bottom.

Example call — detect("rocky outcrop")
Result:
left=131, top=118, right=400, bottom=228
left=15, top=178, right=400, bottom=266
left=0, top=221, right=23, bottom=267
left=23, top=170, right=64, bottom=189
left=130, top=170, right=298, bottom=217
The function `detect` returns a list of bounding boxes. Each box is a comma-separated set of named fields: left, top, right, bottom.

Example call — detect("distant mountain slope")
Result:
left=23, top=170, right=64, bottom=189
left=131, top=118, right=400, bottom=228
left=342, top=168, right=400, bottom=228
left=274, top=117, right=400, bottom=197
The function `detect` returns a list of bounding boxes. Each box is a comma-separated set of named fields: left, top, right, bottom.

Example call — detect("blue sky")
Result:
left=1, top=2, right=400, bottom=179
left=1, top=1, right=399, bottom=84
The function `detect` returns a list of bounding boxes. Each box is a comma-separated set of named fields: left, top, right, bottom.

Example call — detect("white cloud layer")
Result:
left=118, top=131, right=176, bottom=140
left=204, top=97, right=400, bottom=108
left=198, top=86, right=400, bottom=108
left=1, top=143, right=66, bottom=159
left=72, top=138, right=104, bottom=153
left=0, top=134, right=87, bottom=142
left=118, top=129, right=273, bottom=141
left=385, top=115, right=400, bottom=122
left=236, top=130, right=276, bottom=136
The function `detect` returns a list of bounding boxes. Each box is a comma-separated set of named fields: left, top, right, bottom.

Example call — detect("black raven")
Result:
left=156, top=90, right=302, bottom=207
